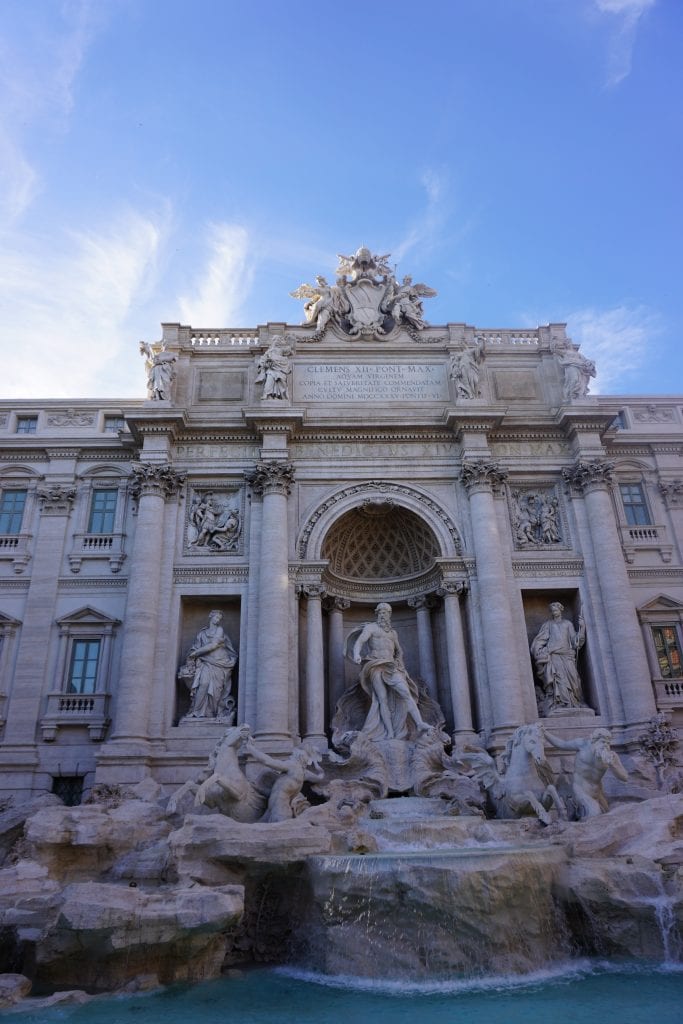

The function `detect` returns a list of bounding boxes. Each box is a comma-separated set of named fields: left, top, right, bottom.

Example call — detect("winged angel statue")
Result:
left=290, top=246, right=437, bottom=340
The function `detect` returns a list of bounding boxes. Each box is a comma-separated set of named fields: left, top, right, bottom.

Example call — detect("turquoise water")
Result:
left=13, top=963, right=683, bottom=1024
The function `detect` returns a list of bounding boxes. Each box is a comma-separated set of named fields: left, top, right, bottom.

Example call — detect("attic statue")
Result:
left=139, top=341, right=176, bottom=401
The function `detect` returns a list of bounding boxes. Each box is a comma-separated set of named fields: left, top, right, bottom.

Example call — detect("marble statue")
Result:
left=290, top=247, right=436, bottom=339
left=188, top=492, right=241, bottom=551
left=412, top=726, right=487, bottom=815
left=544, top=728, right=628, bottom=818
left=346, top=603, right=431, bottom=741
left=178, top=611, right=238, bottom=722
left=139, top=341, right=176, bottom=401
left=556, top=345, right=596, bottom=402
left=194, top=724, right=266, bottom=821
left=255, top=335, right=293, bottom=400
left=449, top=339, right=485, bottom=399
left=460, top=723, right=566, bottom=825
left=387, top=275, right=437, bottom=331
left=245, top=740, right=325, bottom=822
left=290, top=276, right=348, bottom=335
left=530, top=602, right=587, bottom=714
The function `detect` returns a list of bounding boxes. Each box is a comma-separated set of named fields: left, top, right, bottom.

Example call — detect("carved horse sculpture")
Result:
left=194, top=724, right=266, bottom=822
left=460, top=723, right=566, bottom=825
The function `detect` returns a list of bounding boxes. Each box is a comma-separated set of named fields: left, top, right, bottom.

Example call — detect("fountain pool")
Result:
left=14, top=964, right=683, bottom=1024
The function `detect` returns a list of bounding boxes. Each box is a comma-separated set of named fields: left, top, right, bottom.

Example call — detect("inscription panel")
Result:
left=293, top=363, right=448, bottom=403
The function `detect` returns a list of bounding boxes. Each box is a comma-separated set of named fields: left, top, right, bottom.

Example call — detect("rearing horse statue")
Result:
left=460, top=723, right=566, bottom=825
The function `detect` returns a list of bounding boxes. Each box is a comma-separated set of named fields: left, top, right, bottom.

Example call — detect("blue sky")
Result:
left=1, top=0, right=680, bottom=399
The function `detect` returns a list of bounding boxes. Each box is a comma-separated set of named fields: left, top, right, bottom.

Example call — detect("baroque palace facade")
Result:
left=1, top=247, right=682, bottom=802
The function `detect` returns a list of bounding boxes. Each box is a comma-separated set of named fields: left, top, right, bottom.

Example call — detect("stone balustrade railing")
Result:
left=478, top=330, right=540, bottom=346
left=41, top=691, right=110, bottom=742
left=190, top=330, right=259, bottom=347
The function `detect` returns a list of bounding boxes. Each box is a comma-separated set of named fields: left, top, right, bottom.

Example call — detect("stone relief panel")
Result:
left=185, top=485, right=243, bottom=554
left=507, top=484, right=567, bottom=550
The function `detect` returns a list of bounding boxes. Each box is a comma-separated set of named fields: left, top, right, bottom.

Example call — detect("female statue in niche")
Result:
left=530, top=601, right=587, bottom=714
left=178, top=610, right=237, bottom=722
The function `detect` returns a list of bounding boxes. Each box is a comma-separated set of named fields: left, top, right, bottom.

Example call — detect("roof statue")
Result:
left=290, top=246, right=437, bottom=341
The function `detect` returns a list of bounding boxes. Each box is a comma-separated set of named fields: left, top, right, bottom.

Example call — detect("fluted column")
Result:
left=241, top=484, right=263, bottom=728
left=300, top=584, right=327, bottom=750
left=111, top=464, right=185, bottom=742
left=326, top=596, right=350, bottom=714
left=407, top=595, right=437, bottom=698
left=564, top=459, right=656, bottom=724
left=251, top=461, right=295, bottom=746
left=4, top=485, right=76, bottom=747
left=461, top=459, right=527, bottom=729
left=437, top=582, right=474, bottom=736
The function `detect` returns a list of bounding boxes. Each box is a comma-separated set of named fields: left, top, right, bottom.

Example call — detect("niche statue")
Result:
left=530, top=602, right=588, bottom=715
left=178, top=611, right=237, bottom=722
left=347, top=603, right=430, bottom=741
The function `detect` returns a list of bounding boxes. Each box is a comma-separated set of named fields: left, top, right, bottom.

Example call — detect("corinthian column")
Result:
left=564, top=459, right=656, bottom=724
left=461, top=459, right=527, bottom=729
left=250, top=461, right=295, bottom=747
left=326, top=596, right=350, bottom=715
left=110, top=463, right=185, bottom=743
left=407, top=595, right=437, bottom=698
left=300, top=584, right=327, bottom=750
left=436, top=581, right=474, bottom=736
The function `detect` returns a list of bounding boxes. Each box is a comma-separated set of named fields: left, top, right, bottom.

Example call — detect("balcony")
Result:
left=653, top=678, right=683, bottom=714
left=41, top=691, right=111, bottom=742
left=0, top=533, right=31, bottom=573
left=68, top=532, right=126, bottom=573
left=619, top=523, right=673, bottom=564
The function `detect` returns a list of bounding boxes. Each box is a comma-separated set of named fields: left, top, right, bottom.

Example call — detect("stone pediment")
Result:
left=56, top=606, right=121, bottom=628
left=638, top=594, right=683, bottom=614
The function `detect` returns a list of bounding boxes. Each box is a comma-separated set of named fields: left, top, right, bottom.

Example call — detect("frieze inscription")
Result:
left=293, top=363, right=448, bottom=403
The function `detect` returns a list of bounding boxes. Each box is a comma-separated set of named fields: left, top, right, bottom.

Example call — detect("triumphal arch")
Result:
left=0, top=246, right=682, bottom=799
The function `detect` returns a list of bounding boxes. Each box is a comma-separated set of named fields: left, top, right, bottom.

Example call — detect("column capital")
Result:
left=407, top=594, right=437, bottom=610
left=460, top=459, right=507, bottom=495
left=437, top=581, right=468, bottom=598
left=324, top=595, right=350, bottom=612
left=659, top=478, right=683, bottom=509
left=563, top=458, right=614, bottom=495
left=247, top=460, right=295, bottom=497
left=36, top=484, right=76, bottom=516
left=297, top=583, right=327, bottom=600
left=129, top=462, right=186, bottom=500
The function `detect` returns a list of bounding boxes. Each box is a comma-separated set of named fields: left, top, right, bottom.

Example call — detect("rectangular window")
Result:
left=16, top=416, right=37, bottom=434
left=652, top=626, right=683, bottom=679
left=67, top=639, right=101, bottom=694
left=620, top=483, right=651, bottom=526
left=88, top=489, right=117, bottom=533
left=0, top=489, right=27, bottom=533
left=103, top=416, right=125, bottom=433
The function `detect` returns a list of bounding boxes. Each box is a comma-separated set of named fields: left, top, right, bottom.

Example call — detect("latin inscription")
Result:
left=293, top=363, right=447, bottom=403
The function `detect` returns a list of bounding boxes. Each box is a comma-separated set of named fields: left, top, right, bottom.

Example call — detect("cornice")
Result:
left=173, top=566, right=249, bottom=583
left=627, top=567, right=683, bottom=581
left=512, top=558, right=584, bottom=576
left=57, top=577, right=129, bottom=589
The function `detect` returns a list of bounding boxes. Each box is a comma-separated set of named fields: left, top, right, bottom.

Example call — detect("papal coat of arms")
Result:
left=290, top=246, right=437, bottom=341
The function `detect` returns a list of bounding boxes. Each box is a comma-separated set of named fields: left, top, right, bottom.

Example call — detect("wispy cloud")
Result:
left=393, top=167, right=451, bottom=265
left=0, top=208, right=168, bottom=398
left=178, top=224, right=254, bottom=327
left=0, top=0, right=102, bottom=223
left=566, top=304, right=660, bottom=392
left=593, top=0, right=656, bottom=87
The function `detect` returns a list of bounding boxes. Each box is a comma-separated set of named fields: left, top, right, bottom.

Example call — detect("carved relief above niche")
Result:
left=507, top=484, right=568, bottom=551
left=184, top=484, right=243, bottom=555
